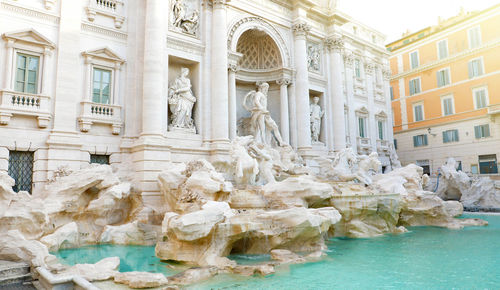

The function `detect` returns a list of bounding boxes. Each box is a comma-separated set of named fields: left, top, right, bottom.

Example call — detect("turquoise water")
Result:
left=54, top=214, right=500, bottom=289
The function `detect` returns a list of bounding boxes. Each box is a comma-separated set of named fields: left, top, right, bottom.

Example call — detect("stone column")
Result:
left=141, top=0, right=167, bottom=137
left=113, top=63, right=121, bottom=105
left=364, top=61, right=377, bottom=152
left=4, top=40, right=14, bottom=90
left=83, top=56, right=92, bottom=101
left=383, top=67, right=394, bottom=142
left=277, top=78, right=291, bottom=144
left=292, top=22, right=312, bottom=150
left=41, top=49, right=51, bottom=95
left=210, top=0, right=229, bottom=143
left=288, top=82, right=298, bottom=149
left=228, top=64, right=238, bottom=140
left=343, top=52, right=357, bottom=149
left=325, top=36, right=346, bottom=151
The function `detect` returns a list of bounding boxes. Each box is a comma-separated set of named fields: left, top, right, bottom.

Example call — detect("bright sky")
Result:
left=337, top=0, right=500, bottom=43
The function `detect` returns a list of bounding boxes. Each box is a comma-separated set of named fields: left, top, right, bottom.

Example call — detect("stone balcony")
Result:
left=86, top=0, right=125, bottom=29
left=0, top=90, right=51, bottom=128
left=356, top=137, right=371, bottom=154
left=78, top=101, right=122, bottom=135
left=376, top=139, right=390, bottom=152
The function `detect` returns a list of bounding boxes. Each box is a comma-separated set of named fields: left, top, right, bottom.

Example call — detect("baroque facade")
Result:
left=388, top=4, right=500, bottom=176
left=0, top=0, right=392, bottom=204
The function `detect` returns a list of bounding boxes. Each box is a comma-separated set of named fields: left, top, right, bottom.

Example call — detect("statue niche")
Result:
left=310, top=96, right=324, bottom=143
left=168, top=68, right=196, bottom=133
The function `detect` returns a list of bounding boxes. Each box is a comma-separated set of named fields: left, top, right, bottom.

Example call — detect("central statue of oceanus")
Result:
left=242, top=82, right=285, bottom=147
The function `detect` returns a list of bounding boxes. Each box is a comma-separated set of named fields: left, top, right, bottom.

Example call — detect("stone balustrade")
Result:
left=356, top=137, right=371, bottom=154
left=86, top=0, right=125, bottom=29
left=0, top=90, right=51, bottom=128
left=376, top=139, right=390, bottom=152
left=78, top=101, right=122, bottom=134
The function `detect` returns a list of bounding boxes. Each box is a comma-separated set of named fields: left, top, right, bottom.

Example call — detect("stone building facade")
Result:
left=0, top=0, right=392, bottom=204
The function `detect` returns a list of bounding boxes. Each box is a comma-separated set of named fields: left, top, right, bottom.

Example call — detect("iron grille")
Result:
left=90, top=154, right=110, bottom=165
left=8, top=151, right=34, bottom=193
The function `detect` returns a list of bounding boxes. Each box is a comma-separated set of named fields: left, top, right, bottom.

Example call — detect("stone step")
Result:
left=0, top=261, right=32, bottom=286
left=0, top=273, right=33, bottom=286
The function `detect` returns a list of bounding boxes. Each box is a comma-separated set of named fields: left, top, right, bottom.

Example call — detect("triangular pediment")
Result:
left=356, top=106, right=369, bottom=115
left=82, top=47, right=124, bottom=63
left=2, top=29, right=55, bottom=48
left=376, top=110, right=388, bottom=118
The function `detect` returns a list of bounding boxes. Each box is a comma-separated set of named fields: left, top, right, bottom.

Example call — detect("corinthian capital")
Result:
left=211, top=0, right=228, bottom=8
left=364, top=62, right=376, bottom=75
left=325, top=36, right=344, bottom=52
left=292, top=22, right=311, bottom=37
left=228, top=64, right=239, bottom=72
left=343, top=52, right=354, bottom=68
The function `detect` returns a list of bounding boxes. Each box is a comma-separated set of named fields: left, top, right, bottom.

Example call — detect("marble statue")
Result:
left=307, top=44, right=320, bottom=71
left=310, top=96, right=324, bottom=143
left=243, top=82, right=285, bottom=146
left=230, top=136, right=259, bottom=186
left=168, top=68, right=196, bottom=132
left=171, top=0, right=199, bottom=35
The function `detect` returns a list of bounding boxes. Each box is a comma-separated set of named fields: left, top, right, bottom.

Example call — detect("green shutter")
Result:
left=454, top=130, right=459, bottom=142
left=409, top=80, right=414, bottom=95
left=423, top=134, right=428, bottom=145
left=445, top=70, right=450, bottom=85
left=436, top=71, right=442, bottom=87
left=474, top=125, right=481, bottom=138
left=442, top=131, right=448, bottom=143
left=468, top=61, right=473, bottom=78
left=484, top=125, right=490, bottom=137
left=413, top=136, right=418, bottom=147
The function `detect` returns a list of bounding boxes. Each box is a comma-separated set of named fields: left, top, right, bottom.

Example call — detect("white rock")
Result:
left=40, top=222, right=80, bottom=252
left=59, top=257, right=120, bottom=281
left=0, top=230, right=53, bottom=268
left=270, top=249, right=305, bottom=264
left=114, top=271, right=168, bottom=288
left=100, top=221, right=158, bottom=246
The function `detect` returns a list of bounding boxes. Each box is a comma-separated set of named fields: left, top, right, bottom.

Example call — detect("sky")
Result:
left=337, top=0, right=500, bottom=43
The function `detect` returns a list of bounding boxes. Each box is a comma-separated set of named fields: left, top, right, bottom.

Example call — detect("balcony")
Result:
left=78, top=101, right=122, bottom=134
left=86, top=0, right=125, bottom=29
left=0, top=90, right=51, bottom=128
left=356, top=137, right=371, bottom=154
left=377, top=139, right=390, bottom=152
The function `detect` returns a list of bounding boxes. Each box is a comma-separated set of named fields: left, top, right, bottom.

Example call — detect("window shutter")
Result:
left=436, top=71, right=442, bottom=87
left=423, top=134, right=428, bottom=145
left=442, top=131, right=448, bottom=143
left=455, top=130, right=459, bottom=142
left=478, top=60, right=484, bottom=75
left=413, top=136, right=418, bottom=147
left=416, top=79, right=421, bottom=93
left=468, top=62, right=473, bottom=78
left=409, top=80, right=414, bottom=95
left=474, top=125, right=480, bottom=138
left=445, top=70, right=450, bottom=85
left=485, top=125, right=490, bottom=137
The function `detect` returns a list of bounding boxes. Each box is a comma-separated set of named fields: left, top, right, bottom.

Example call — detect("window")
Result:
left=8, top=151, right=34, bottom=193
left=90, top=154, right=110, bottom=165
left=441, top=95, right=454, bottom=116
left=390, top=86, right=394, bottom=100
left=471, top=164, right=478, bottom=174
left=468, top=26, right=482, bottom=49
left=409, top=78, right=421, bottom=95
left=474, top=124, right=490, bottom=139
left=437, top=40, right=448, bottom=59
left=416, top=159, right=430, bottom=175
left=442, top=129, right=459, bottom=143
left=354, top=59, right=361, bottom=78
left=358, top=117, right=367, bottom=138
left=436, top=68, right=450, bottom=87
left=413, top=134, right=428, bottom=147
left=478, top=154, right=498, bottom=174
left=92, top=68, right=112, bottom=104
left=15, top=53, right=39, bottom=94
left=468, top=58, right=484, bottom=78
left=413, top=103, right=424, bottom=122
left=377, top=120, right=385, bottom=140
left=409, top=51, right=419, bottom=69
left=473, top=87, right=488, bottom=109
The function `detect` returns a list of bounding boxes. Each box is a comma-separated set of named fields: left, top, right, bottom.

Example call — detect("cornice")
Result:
left=81, top=22, right=127, bottom=42
left=1, top=1, right=59, bottom=24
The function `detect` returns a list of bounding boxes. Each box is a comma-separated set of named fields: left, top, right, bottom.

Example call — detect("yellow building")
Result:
left=387, top=4, right=500, bottom=175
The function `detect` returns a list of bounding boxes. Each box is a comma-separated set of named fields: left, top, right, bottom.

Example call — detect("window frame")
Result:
left=472, top=86, right=489, bottom=110
left=474, top=124, right=490, bottom=139
left=413, top=134, right=428, bottom=147
left=358, top=116, right=368, bottom=138
left=436, top=67, right=451, bottom=87
left=14, top=52, right=41, bottom=94
left=91, top=66, right=113, bottom=105
left=409, top=77, right=421, bottom=95
left=377, top=119, right=385, bottom=140
left=436, top=39, right=448, bottom=60
left=442, top=129, right=459, bottom=143
left=440, top=94, right=455, bottom=116
left=468, top=57, right=484, bottom=79
left=409, top=50, right=419, bottom=69
left=467, top=26, right=482, bottom=49
left=412, top=102, right=424, bottom=122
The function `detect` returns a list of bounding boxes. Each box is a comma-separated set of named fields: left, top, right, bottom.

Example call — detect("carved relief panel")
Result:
left=170, top=0, right=200, bottom=37
left=307, top=42, right=321, bottom=73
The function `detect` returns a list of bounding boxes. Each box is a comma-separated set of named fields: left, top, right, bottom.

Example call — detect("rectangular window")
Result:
left=473, top=88, right=488, bottom=109
left=354, top=59, right=361, bottom=78
left=8, top=151, right=34, bottom=193
left=413, top=103, right=424, bottom=122
left=410, top=51, right=419, bottom=69
left=90, top=154, right=110, bottom=165
left=474, top=124, right=490, bottom=139
left=436, top=68, right=450, bottom=87
left=358, top=117, right=367, bottom=138
left=416, top=159, right=430, bottom=175
left=390, top=86, right=394, bottom=100
left=441, top=96, right=454, bottom=116
left=468, top=58, right=484, bottom=78
left=437, top=40, right=448, bottom=59
left=92, top=68, right=112, bottom=104
left=478, top=154, right=498, bottom=174
left=409, top=78, right=421, bottom=95
left=377, top=120, right=385, bottom=140
left=442, top=129, right=459, bottom=143
left=471, top=164, right=478, bottom=174
left=15, top=53, right=39, bottom=94
left=468, top=26, right=482, bottom=49
left=413, top=134, right=428, bottom=147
